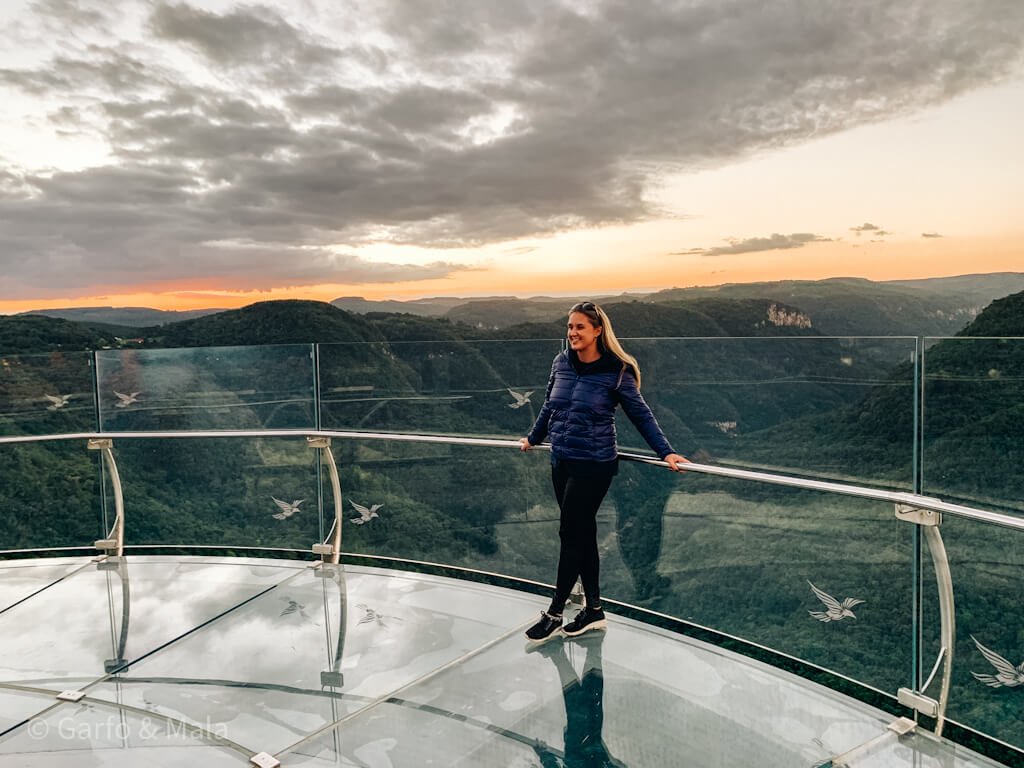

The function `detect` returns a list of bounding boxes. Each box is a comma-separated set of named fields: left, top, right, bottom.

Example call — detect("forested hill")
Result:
left=140, top=300, right=387, bottom=347
left=956, top=289, right=1024, bottom=336
left=0, top=315, right=119, bottom=354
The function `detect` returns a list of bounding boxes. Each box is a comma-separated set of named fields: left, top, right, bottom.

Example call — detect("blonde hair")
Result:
left=568, top=301, right=642, bottom=389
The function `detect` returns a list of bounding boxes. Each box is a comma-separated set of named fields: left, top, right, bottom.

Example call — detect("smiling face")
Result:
left=567, top=311, right=603, bottom=361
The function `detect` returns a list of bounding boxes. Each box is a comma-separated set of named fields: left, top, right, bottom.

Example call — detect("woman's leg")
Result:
left=550, top=464, right=614, bottom=613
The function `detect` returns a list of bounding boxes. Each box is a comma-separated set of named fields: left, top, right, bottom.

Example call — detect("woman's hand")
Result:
left=519, top=437, right=533, bottom=451
left=663, top=453, right=690, bottom=472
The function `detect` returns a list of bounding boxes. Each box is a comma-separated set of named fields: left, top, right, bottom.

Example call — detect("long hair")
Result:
left=569, top=301, right=642, bottom=389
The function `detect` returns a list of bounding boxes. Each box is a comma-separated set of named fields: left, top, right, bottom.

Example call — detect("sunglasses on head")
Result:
left=571, top=301, right=598, bottom=312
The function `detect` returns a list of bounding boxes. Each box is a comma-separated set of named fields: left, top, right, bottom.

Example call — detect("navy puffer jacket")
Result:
left=526, top=350, right=675, bottom=463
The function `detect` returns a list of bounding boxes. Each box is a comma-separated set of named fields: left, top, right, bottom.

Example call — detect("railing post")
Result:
left=308, top=436, right=343, bottom=565
left=895, top=502, right=954, bottom=737
left=88, top=438, right=124, bottom=557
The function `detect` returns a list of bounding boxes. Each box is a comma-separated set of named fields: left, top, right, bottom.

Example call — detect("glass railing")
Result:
left=1, top=337, right=1022, bottom=765
left=922, top=337, right=1024, bottom=513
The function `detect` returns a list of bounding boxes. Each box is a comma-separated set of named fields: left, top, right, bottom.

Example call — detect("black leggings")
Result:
left=549, top=462, right=615, bottom=614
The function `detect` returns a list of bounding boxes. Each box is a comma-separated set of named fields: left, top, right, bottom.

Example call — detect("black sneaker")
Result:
left=563, top=606, right=607, bottom=637
left=525, top=611, right=563, bottom=642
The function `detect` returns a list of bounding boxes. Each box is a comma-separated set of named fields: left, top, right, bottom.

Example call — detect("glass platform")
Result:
left=0, top=555, right=1006, bottom=767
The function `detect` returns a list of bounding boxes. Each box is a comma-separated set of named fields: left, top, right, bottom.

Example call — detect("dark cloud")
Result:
left=1, top=0, right=1023, bottom=297
left=149, top=2, right=344, bottom=84
left=690, top=233, right=832, bottom=257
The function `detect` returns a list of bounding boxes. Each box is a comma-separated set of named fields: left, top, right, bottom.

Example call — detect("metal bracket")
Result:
left=320, top=670, right=344, bottom=687
left=57, top=690, right=86, bottom=702
left=311, top=543, right=334, bottom=556
left=250, top=752, right=281, bottom=768
left=895, top=502, right=941, bottom=527
left=306, top=436, right=331, bottom=449
left=87, top=438, right=113, bottom=451
left=897, top=687, right=938, bottom=717
left=569, top=578, right=585, bottom=607
left=887, top=716, right=917, bottom=736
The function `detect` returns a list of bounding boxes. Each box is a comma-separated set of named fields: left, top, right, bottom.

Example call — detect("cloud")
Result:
left=1, top=0, right=1023, bottom=297
left=850, top=222, right=892, bottom=236
left=922, top=231, right=943, bottom=237
left=688, top=232, right=832, bottom=257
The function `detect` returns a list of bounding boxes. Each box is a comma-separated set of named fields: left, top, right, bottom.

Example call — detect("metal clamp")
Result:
left=895, top=502, right=941, bottom=527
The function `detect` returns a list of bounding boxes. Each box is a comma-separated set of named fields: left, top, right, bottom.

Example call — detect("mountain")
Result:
left=486, top=298, right=817, bottom=339
left=336, top=273, right=1024, bottom=336
left=650, top=274, right=1024, bottom=336
left=18, top=306, right=226, bottom=327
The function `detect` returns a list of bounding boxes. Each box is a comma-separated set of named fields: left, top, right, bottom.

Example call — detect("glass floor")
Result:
left=0, top=555, right=1007, bottom=767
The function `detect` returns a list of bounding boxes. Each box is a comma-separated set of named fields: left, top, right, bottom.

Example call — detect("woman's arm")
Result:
left=616, top=370, right=688, bottom=470
left=524, top=355, right=559, bottom=448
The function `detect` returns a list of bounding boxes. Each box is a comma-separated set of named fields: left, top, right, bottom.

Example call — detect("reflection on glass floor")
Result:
left=0, top=556, right=1007, bottom=767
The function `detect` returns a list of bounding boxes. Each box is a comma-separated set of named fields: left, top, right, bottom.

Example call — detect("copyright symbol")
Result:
left=27, top=719, right=48, bottom=739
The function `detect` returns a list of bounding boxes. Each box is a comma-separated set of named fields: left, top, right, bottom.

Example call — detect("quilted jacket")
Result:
left=526, top=349, right=675, bottom=463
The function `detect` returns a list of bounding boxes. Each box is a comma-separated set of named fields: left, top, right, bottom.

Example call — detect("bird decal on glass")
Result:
left=280, top=599, right=308, bottom=619
left=970, top=635, right=1024, bottom=688
left=271, top=497, right=304, bottom=520
left=507, top=388, right=533, bottom=409
left=113, top=391, right=141, bottom=407
left=808, top=580, right=865, bottom=622
left=44, top=394, right=71, bottom=410
left=350, top=500, right=382, bottom=525
left=356, top=603, right=401, bottom=628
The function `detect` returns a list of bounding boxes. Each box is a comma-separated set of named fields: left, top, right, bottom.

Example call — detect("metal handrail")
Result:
left=2, top=429, right=1021, bottom=531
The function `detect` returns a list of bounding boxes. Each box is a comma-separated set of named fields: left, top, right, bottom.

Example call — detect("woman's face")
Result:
left=567, top=311, right=602, bottom=356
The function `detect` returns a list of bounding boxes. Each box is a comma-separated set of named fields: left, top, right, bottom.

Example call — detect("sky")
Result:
left=1, top=0, right=1022, bottom=313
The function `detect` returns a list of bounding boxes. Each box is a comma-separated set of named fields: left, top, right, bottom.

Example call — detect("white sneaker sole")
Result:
left=563, top=618, right=607, bottom=637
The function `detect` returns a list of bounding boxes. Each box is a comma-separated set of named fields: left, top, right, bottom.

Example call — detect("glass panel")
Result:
left=829, top=727, right=1007, bottom=767
left=111, top=437, right=321, bottom=550
left=94, top=345, right=316, bottom=431
left=0, top=689, right=64, bottom=734
left=620, top=473, right=913, bottom=695
left=90, top=566, right=538, bottom=755
left=0, top=351, right=96, bottom=436
left=0, top=442, right=103, bottom=553
left=0, top=557, right=303, bottom=692
left=623, top=337, right=917, bottom=488
left=0, top=702, right=247, bottom=766
left=930, top=516, right=1024, bottom=754
left=922, top=337, right=1024, bottom=513
left=280, top=615, right=895, bottom=768
left=332, top=440, right=556, bottom=579
left=0, top=557, right=92, bottom=611
left=318, top=339, right=563, bottom=436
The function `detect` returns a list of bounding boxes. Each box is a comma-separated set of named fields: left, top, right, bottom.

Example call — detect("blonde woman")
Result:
left=520, top=301, right=688, bottom=642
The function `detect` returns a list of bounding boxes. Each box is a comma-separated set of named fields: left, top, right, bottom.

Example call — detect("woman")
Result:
left=520, top=301, right=688, bottom=642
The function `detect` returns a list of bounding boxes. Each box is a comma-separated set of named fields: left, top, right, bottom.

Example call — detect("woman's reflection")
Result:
left=532, top=633, right=625, bottom=768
